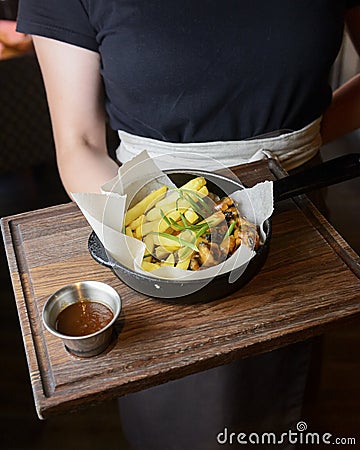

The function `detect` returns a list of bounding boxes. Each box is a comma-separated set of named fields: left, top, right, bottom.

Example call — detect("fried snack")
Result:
left=125, top=177, right=260, bottom=272
left=125, top=185, right=167, bottom=226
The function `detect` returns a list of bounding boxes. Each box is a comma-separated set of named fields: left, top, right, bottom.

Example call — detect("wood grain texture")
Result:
left=1, top=158, right=360, bottom=419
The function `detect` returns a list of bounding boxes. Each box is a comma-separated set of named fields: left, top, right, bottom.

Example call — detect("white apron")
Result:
left=117, top=117, right=322, bottom=171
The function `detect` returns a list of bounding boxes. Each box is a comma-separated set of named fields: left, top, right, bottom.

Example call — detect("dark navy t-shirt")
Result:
left=17, top=0, right=359, bottom=142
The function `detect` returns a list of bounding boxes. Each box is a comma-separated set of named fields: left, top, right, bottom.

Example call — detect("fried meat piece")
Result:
left=189, top=196, right=260, bottom=270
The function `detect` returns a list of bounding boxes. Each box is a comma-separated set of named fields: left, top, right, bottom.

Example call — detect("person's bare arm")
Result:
left=321, top=6, right=360, bottom=144
left=33, top=36, right=119, bottom=196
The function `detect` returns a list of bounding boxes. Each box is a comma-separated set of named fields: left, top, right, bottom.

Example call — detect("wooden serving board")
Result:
left=1, top=158, right=360, bottom=419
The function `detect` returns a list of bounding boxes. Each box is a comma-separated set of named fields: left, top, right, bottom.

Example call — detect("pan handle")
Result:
left=273, top=153, right=360, bottom=202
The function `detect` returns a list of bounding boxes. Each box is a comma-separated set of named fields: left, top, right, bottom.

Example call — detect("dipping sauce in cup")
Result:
left=42, top=281, right=121, bottom=357
left=55, top=300, right=114, bottom=337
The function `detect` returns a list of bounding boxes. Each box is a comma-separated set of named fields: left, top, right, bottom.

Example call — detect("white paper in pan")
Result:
left=72, top=151, right=273, bottom=281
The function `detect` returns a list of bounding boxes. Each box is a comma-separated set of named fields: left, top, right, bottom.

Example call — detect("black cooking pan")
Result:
left=88, top=153, right=360, bottom=302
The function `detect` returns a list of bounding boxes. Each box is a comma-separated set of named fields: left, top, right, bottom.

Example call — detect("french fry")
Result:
left=176, top=256, right=191, bottom=270
left=156, top=177, right=209, bottom=209
left=134, top=215, right=145, bottom=239
left=157, top=209, right=181, bottom=232
left=128, top=214, right=145, bottom=230
left=125, top=226, right=134, bottom=237
left=152, top=233, right=182, bottom=251
left=177, top=236, right=195, bottom=263
left=141, top=261, right=161, bottom=272
left=183, top=176, right=206, bottom=190
left=183, top=184, right=209, bottom=201
left=162, top=253, right=175, bottom=267
left=154, top=177, right=206, bottom=209
left=146, top=203, right=183, bottom=222
left=197, top=185, right=209, bottom=197
left=149, top=191, right=180, bottom=212
left=155, top=246, right=170, bottom=260
left=125, top=185, right=167, bottom=226
left=183, top=209, right=199, bottom=224
left=136, top=217, right=172, bottom=237
left=143, top=234, right=155, bottom=254
left=139, top=219, right=162, bottom=237
left=146, top=185, right=209, bottom=222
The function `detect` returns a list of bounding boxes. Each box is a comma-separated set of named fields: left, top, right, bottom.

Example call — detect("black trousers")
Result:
left=119, top=340, right=312, bottom=450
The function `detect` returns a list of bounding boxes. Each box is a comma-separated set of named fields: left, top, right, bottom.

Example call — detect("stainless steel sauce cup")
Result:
left=42, top=281, right=121, bottom=357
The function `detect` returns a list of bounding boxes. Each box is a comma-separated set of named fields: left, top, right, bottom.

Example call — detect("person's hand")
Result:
left=0, top=20, right=33, bottom=59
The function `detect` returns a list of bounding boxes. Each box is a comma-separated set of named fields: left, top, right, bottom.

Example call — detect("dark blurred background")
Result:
left=0, top=0, right=18, bottom=21
left=0, top=6, right=359, bottom=450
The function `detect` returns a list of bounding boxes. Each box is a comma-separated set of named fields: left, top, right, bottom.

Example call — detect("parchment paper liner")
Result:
left=73, top=151, right=273, bottom=282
